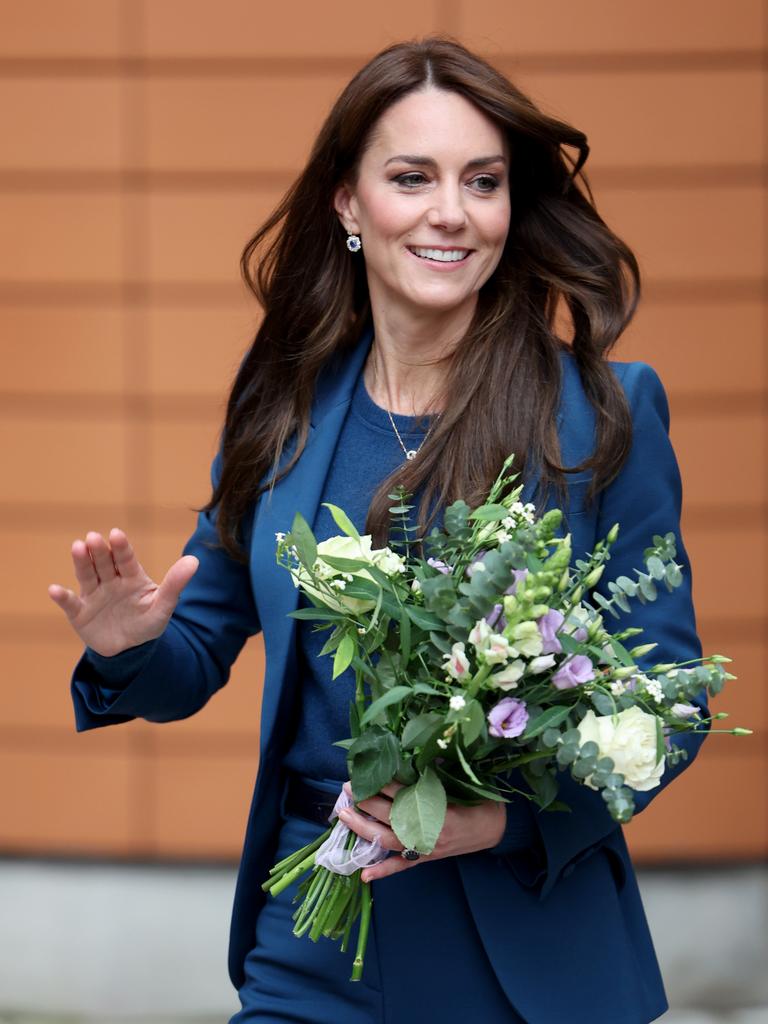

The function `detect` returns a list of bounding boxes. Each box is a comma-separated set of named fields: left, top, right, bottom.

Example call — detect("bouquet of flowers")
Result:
left=262, top=455, right=746, bottom=980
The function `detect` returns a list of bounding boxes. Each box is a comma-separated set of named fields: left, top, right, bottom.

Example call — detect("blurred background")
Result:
left=0, top=1, right=765, bottom=1021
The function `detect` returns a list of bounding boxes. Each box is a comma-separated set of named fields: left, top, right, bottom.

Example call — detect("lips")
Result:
left=407, top=246, right=472, bottom=263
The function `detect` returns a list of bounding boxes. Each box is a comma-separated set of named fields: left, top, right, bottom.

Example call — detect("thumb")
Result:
left=154, top=555, right=200, bottom=618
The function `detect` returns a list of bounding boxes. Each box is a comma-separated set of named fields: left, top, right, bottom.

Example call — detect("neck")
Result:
left=364, top=299, right=475, bottom=416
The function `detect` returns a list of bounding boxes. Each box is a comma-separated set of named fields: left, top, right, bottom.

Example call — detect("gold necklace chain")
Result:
left=370, top=341, right=439, bottom=462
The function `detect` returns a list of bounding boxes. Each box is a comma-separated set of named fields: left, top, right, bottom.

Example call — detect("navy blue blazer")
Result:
left=71, top=328, right=707, bottom=1024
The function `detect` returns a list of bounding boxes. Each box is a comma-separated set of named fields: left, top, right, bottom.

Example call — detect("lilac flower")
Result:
left=506, top=568, right=529, bottom=595
left=427, top=557, right=452, bottom=575
left=552, top=654, right=595, bottom=690
left=537, top=609, right=565, bottom=655
left=487, top=697, right=529, bottom=738
left=485, top=603, right=505, bottom=630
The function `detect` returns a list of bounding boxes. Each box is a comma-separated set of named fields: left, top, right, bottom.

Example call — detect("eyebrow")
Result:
left=384, top=154, right=507, bottom=170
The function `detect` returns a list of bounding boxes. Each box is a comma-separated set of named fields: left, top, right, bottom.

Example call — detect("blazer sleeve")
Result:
left=70, top=450, right=261, bottom=731
left=505, top=361, right=709, bottom=898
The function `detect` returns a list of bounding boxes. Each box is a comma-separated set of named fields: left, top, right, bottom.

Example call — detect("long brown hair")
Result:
left=204, top=36, right=637, bottom=561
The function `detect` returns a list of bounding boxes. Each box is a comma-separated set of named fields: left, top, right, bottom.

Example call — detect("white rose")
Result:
left=576, top=707, right=665, bottom=792
left=292, top=534, right=379, bottom=614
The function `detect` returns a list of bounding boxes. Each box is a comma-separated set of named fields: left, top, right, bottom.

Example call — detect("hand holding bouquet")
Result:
left=263, top=455, right=747, bottom=979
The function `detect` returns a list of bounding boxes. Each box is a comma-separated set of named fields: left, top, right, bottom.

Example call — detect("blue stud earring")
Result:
left=346, top=234, right=362, bottom=253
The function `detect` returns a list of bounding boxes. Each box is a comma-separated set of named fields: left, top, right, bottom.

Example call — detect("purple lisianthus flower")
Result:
left=427, top=557, right=452, bottom=575
left=487, top=697, right=529, bottom=739
left=552, top=654, right=595, bottom=690
left=484, top=602, right=506, bottom=630
left=505, top=568, right=529, bottom=595
left=537, top=609, right=565, bottom=655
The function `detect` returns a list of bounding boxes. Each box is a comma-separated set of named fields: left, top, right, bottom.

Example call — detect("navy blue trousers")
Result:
left=231, top=782, right=526, bottom=1023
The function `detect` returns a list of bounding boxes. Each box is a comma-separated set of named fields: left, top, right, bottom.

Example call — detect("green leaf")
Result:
left=460, top=699, right=486, bottom=746
left=402, top=712, right=444, bottom=750
left=321, top=503, right=360, bottom=541
left=390, top=767, right=447, bottom=854
left=522, top=705, right=571, bottom=740
left=332, top=633, right=355, bottom=679
left=646, top=555, right=666, bottom=581
left=360, top=685, right=412, bottom=727
left=288, top=608, right=345, bottom=621
left=655, top=715, right=666, bottom=765
left=469, top=503, right=509, bottom=522
left=399, top=609, right=411, bottom=664
left=406, top=605, right=445, bottom=631
left=318, top=555, right=371, bottom=572
left=348, top=727, right=401, bottom=801
left=289, top=511, right=317, bottom=570
left=455, top=741, right=482, bottom=784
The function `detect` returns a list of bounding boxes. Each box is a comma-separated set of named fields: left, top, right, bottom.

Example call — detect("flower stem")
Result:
left=351, top=880, right=372, bottom=982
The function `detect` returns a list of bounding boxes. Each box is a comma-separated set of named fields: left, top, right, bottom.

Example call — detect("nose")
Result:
left=426, top=183, right=468, bottom=232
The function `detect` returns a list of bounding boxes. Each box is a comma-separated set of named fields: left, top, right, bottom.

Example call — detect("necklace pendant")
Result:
left=406, top=449, right=418, bottom=460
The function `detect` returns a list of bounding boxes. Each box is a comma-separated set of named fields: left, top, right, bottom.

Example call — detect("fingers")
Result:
left=154, top=555, right=200, bottom=619
left=47, top=583, right=84, bottom=621
left=108, top=528, right=142, bottom=578
left=362, top=854, right=422, bottom=883
left=338, top=805, right=401, bottom=849
left=83, top=531, right=119, bottom=584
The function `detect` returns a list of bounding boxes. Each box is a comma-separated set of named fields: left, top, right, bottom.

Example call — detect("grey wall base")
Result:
left=0, top=861, right=765, bottom=1021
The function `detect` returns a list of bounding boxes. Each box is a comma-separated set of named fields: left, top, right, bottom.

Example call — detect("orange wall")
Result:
left=1, top=1, right=765, bottom=863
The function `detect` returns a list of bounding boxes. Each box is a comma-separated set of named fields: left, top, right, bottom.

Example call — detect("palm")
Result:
left=48, top=528, right=199, bottom=657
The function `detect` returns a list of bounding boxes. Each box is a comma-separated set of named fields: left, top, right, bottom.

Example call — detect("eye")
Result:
left=470, top=174, right=500, bottom=193
left=392, top=172, right=429, bottom=188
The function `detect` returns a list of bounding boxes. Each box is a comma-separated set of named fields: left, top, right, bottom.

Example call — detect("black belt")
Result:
left=284, top=774, right=341, bottom=827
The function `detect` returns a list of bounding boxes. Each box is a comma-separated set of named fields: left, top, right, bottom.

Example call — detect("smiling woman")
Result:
left=51, top=36, right=702, bottom=1024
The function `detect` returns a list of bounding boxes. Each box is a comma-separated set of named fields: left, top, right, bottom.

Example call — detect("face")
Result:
left=334, top=87, right=511, bottom=322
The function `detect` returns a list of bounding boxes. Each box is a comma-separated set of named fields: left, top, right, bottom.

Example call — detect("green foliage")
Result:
left=390, top=767, right=447, bottom=854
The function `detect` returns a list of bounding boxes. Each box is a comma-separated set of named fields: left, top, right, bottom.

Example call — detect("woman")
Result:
left=49, top=38, right=706, bottom=1024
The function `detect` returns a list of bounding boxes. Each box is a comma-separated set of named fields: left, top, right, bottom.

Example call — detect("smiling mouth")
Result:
left=407, top=246, right=473, bottom=263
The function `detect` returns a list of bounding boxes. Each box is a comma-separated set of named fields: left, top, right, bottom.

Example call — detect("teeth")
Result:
left=410, top=247, right=469, bottom=263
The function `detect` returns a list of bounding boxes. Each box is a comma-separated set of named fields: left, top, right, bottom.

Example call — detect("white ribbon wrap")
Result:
left=314, top=790, right=390, bottom=876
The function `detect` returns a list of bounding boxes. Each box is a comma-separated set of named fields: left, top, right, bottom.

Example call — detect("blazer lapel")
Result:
left=250, top=327, right=373, bottom=755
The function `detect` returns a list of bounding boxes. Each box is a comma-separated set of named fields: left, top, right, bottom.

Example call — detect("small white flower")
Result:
left=275, top=532, right=286, bottom=542
left=411, top=579, right=422, bottom=594
left=437, top=738, right=449, bottom=750
left=449, top=694, right=466, bottom=711
left=610, top=680, right=627, bottom=696
left=495, top=529, right=511, bottom=544
left=643, top=679, right=664, bottom=704
left=330, top=579, right=347, bottom=591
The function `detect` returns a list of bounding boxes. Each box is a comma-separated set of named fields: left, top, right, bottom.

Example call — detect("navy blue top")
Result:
left=83, top=370, right=537, bottom=854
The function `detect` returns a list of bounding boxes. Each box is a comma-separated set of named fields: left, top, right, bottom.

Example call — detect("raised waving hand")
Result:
left=48, top=528, right=199, bottom=657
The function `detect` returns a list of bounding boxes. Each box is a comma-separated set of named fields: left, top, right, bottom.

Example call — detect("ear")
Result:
left=333, top=183, right=360, bottom=235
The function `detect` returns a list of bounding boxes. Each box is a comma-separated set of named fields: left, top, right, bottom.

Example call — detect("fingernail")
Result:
left=361, top=871, right=371, bottom=883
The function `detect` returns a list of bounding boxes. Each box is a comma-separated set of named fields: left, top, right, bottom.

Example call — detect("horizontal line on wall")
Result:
left=8, top=601, right=767, bottom=640
left=2, top=389, right=765, bottom=422
left=0, top=164, right=765, bottom=194
left=0, top=49, right=764, bottom=77
left=0, top=279, right=764, bottom=308
left=0, top=725, right=262, bottom=758
left=3, top=500, right=767, bottom=538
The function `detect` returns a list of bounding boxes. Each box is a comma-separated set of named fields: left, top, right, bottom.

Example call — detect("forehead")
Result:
left=362, top=87, right=508, bottom=163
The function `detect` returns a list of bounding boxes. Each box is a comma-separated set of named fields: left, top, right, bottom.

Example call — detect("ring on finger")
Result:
left=401, top=848, right=421, bottom=861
